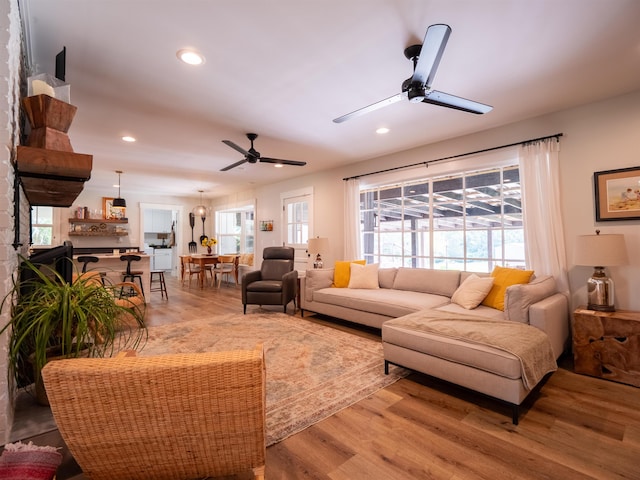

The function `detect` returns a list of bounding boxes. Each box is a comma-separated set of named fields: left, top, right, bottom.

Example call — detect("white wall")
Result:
left=218, top=89, right=640, bottom=311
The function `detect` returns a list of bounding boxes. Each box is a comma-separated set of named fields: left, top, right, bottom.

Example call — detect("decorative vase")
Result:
left=207, top=246, right=212, bottom=255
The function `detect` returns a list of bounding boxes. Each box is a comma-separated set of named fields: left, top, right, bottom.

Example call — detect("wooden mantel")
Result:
left=16, top=145, right=92, bottom=207
left=16, top=94, right=93, bottom=207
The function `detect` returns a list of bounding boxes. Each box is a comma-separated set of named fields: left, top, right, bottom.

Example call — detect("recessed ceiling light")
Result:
left=122, top=136, right=136, bottom=142
left=274, top=163, right=284, bottom=168
left=376, top=127, right=390, bottom=134
left=177, top=49, right=205, bottom=66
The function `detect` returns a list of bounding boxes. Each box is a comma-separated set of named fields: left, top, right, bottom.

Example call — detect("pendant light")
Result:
left=112, top=170, right=127, bottom=207
left=192, top=190, right=207, bottom=218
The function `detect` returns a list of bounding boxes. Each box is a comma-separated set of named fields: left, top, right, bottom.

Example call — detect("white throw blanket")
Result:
left=388, top=310, right=557, bottom=390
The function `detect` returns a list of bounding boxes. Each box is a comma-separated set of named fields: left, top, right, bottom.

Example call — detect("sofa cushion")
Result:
left=378, top=268, right=397, bottom=289
left=348, top=263, right=379, bottom=289
left=312, top=287, right=450, bottom=318
left=435, top=302, right=505, bottom=320
left=333, top=260, right=366, bottom=288
left=393, top=268, right=461, bottom=297
left=504, top=275, right=558, bottom=324
left=382, top=317, right=522, bottom=380
left=303, top=268, right=333, bottom=302
left=451, top=274, right=495, bottom=309
left=482, top=266, right=534, bottom=311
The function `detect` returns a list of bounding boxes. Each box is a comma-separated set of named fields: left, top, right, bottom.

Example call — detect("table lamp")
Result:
left=308, top=237, right=330, bottom=269
left=574, top=230, right=627, bottom=311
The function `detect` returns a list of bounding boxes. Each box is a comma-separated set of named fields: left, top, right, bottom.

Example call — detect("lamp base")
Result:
left=586, top=267, right=615, bottom=312
left=586, top=303, right=615, bottom=312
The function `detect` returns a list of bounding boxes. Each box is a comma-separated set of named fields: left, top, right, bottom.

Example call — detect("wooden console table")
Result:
left=572, top=307, right=640, bottom=387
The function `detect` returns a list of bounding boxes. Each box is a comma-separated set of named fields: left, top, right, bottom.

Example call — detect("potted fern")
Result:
left=0, top=257, right=147, bottom=404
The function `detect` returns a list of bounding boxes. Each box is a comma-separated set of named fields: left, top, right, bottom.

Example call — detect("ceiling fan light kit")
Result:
left=220, top=133, right=307, bottom=171
left=333, top=24, right=492, bottom=123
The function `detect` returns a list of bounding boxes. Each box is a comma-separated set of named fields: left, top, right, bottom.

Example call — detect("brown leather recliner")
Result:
left=242, top=246, right=297, bottom=314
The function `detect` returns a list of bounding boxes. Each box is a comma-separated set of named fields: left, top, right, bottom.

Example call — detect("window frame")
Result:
left=214, top=203, right=256, bottom=254
left=358, top=151, right=524, bottom=272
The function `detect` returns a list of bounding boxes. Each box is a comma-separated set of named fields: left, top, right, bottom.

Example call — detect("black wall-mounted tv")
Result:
left=20, top=242, right=74, bottom=297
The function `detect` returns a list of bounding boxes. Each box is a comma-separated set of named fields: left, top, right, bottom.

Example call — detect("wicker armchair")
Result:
left=42, top=345, right=266, bottom=480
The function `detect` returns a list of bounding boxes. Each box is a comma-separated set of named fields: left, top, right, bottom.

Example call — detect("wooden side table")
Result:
left=572, top=307, right=640, bottom=387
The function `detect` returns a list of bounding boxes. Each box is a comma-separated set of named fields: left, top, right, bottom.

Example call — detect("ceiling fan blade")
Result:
left=422, top=90, right=493, bottom=114
left=220, top=158, right=249, bottom=172
left=222, top=139, right=251, bottom=156
left=412, top=24, right=451, bottom=87
left=333, top=92, right=405, bottom=123
left=260, top=157, right=307, bottom=167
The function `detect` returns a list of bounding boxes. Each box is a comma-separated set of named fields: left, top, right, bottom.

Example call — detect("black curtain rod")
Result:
left=343, top=133, right=563, bottom=181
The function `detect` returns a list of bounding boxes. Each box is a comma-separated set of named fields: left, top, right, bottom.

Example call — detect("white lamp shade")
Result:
left=308, top=237, right=329, bottom=255
left=574, top=234, right=628, bottom=267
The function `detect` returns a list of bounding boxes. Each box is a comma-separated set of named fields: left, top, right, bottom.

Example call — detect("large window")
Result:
left=32, top=206, right=54, bottom=246
left=215, top=205, right=254, bottom=254
left=360, top=165, right=524, bottom=271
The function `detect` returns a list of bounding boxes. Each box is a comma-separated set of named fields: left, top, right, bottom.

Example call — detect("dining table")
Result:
left=187, top=254, right=240, bottom=288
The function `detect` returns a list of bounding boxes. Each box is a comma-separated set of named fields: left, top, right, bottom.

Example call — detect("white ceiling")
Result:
left=21, top=0, right=640, bottom=200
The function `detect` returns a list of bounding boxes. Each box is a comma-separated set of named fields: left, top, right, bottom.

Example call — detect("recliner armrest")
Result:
left=243, top=269, right=263, bottom=285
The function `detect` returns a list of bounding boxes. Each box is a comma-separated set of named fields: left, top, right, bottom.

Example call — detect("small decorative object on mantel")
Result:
left=594, top=166, right=640, bottom=221
left=260, top=220, right=274, bottom=231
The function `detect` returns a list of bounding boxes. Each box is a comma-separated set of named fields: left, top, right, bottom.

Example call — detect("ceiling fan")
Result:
left=220, top=133, right=307, bottom=171
left=333, top=24, right=492, bottom=123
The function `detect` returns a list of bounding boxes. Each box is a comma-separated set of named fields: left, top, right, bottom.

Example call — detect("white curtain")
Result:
left=343, top=178, right=361, bottom=260
left=519, top=138, right=570, bottom=296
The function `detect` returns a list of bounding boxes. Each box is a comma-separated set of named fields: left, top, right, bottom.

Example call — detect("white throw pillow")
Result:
left=348, top=263, right=380, bottom=289
left=451, top=274, right=495, bottom=309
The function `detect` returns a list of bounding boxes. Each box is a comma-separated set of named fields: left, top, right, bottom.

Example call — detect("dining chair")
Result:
left=183, top=257, right=214, bottom=287
left=214, top=254, right=237, bottom=288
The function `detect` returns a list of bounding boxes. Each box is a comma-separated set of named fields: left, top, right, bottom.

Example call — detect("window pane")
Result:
left=359, top=164, right=523, bottom=272
left=32, top=227, right=52, bottom=246
left=32, top=206, right=54, bottom=246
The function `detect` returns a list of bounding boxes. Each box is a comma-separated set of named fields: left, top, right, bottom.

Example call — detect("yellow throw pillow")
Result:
left=332, top=260, right=366, bottom=288
left=481, top=266, right=534, bottom=311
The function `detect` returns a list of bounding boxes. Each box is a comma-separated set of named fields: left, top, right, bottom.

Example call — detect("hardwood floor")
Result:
left=26, top=275, right=640, bottom=479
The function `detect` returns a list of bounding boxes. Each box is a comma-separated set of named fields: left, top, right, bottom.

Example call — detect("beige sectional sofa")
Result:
left=300, top=266, right=569, bottom=423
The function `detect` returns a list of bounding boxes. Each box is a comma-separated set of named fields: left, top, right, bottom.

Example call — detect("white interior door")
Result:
left=282, top=188, right=313, bottom=272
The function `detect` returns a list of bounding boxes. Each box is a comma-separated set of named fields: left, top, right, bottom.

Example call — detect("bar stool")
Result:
left=120, top=255, right=145, bottom=297
left=150, top=270, right=168, bottom=300
left=77, top=255, right=107, bottom=284
left=77, top=255, right=99, bottom=273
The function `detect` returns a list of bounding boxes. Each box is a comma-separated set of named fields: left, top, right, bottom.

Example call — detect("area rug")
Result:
left=135, top=312, right=408, bottom=445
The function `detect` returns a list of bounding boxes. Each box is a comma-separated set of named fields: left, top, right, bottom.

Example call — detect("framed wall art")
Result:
left=103, top=197, right=126, bottom=219
left=594, top=166, right=640, bottom=221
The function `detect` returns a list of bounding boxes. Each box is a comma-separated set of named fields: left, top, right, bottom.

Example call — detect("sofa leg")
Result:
left=243, top=304, right=246, bottom=314
left=300, top=308, right=304, bottom=318
left=283, top=304, right=287, bottom=314
left=384, top=360, right=389, bottom=375
left=512, top=404, right=519, bottom=425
